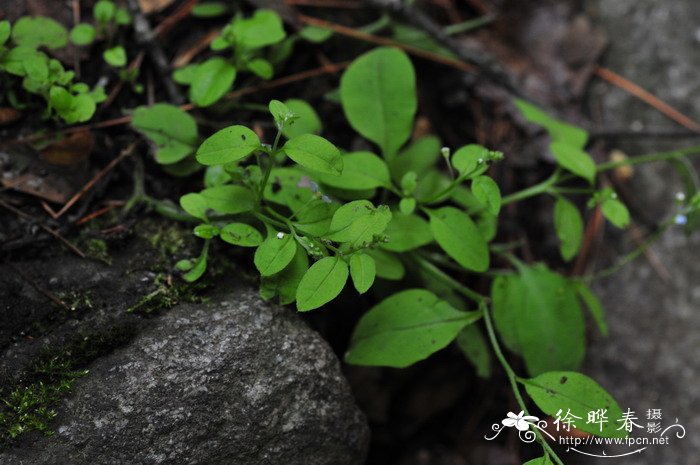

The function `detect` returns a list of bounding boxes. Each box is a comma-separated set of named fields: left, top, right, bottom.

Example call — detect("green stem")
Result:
left=501, top=170, right=561, bottom=206
left=596, top=144, right=700, bottom=172
left=412, top=254, right=487, bottom=303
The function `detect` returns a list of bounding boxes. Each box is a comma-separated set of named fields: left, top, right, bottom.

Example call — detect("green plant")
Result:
left=162, top=46, right=700, bottom=464
left=0, top=18, right=106, bottom=123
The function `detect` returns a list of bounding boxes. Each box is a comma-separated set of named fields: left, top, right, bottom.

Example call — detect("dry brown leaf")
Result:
left=40, top=131, right=94, bottom=166
left=139, top=0, right=176, bottom=14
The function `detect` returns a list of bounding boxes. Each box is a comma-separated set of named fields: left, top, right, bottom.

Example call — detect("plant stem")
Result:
left=501, top=170, right=561, bottom=206
left=596, top=144, right=700, bottom=172
left=412, top=254, right=487, bottom=303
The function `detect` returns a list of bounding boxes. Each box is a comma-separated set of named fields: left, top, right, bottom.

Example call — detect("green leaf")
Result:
left=172, top=64, right=199, bottom=84
left=522, top=456, right=554, bottom=465
left=476, top=211, right=498, bottom=242
left=12, top=16, right=68, bottom=49
left=0, top=21, right=11, bottom=46
left=282, top=99, right=322, bottom=138
left=365, top=249, right=404, bottom=280
left=269, top=99, right=292, bottom=128
left=327, top=200, right=392, bottom=246
left=220, top=223, right=263, bottom=247
left=293, top=200, right=338, bottom=236
left=196, top=125, right=260, bottom=165
left=389, top=135, right=441, bottom=183
left=491, top=265, right=585, bottom=376
left=296, top=256, right=349, bottom=311
left=550, top=141, right=596, bottom=184
left=319, top=151, right=390, bottom=189
left=191, top=2, right=228, bottom=17
left=350, top=253, right=376, bottom=294
left=514, top=98, right=588, bottom=149
left=261, top=246, right=308, bottom=304
left=183, top=242, right=209, bottom=282
left=103, top=46, right=127, bottom=67
left=427, top=207, right=489, bottom=272
left=345, top=289, right=481, bottom=367
left=340, top=47, right=417, bottom=159
left=70, top=23, right=95, bottom=46
left=232, top=9, right=286, bottom=49
left=471, top=176, right=501, bottom=215
left=553, top=197, right=583, bottom=261
left=193, top=224, right=219, bottom=239
left=382, top=212, right=432, bottom=252
left=23, top=54, right=48, bottom=81
left=522, top=371, right=626, bottom=438
left=199, top=185, right=254, bottom=214
left=132, top=104, right=198, bottom=164
left=254, top=232, right=298, bottom=276
left=451, top=144, right=489, bottom=178
left=299, top=26, right=333, bottom=43
left=94, top=0, right=116, bottom=23
left=399, top=198, right=416, bottom=215
left=456, top=325, right=492, bottom=378
left=115, top=7, right=131, bottom=25
left=283, top=134, right=342, bottom=175
left=189, top=57, right=236, bottom=107
left=572, top=281, right=608, bottom=336
left=50, top=89, right=96, bottom=124
left=179, top=193, right=208, bottom=221
left=601, top=198, right=630, bottom=228
left=247, top=58, right=273, bottom=79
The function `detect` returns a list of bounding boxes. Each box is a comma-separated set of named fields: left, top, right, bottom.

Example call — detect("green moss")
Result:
left=55, top=290, right=95, bottom=312
left=127, top=273, right=206, bottom=314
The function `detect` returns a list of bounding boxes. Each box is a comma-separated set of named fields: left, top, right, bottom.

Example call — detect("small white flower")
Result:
left=477, top=158, right=484, bottom=164
left=502, top=411, right=539, bottom=432
left=276, top=232, right=285, bottom=239
left=676, top=192, right=686, bottom=202
left=441, top=147, right=450, bottom=157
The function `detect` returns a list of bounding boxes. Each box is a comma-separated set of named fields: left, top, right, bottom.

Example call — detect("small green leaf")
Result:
left=554, top=197, right=583, bottom=261
left=399, top=198, right=416, bottom=215
left=132, top=104, right=198, bottom=164
left=220, top=223, right=263, bottom=247
left=514, top=98, right=588, bottom=149
left=282, top=99, right=322, bottom=138
left=183, top=242, right=209, bottom=282
left=293, top=200, right=338, bottom=236
left=261, top=246, right=308, bottom=304
left=191, top=2, right=228, bottom=17
left=94, top=0, right=116, bottom=23
left=601, top=197, right=630, bottom=228
left=451, top=144, right=489, bottom=178
left=172, top=64, right=199, bottom=84
left=255, top=232, right=298, bottom=276
left=193, top=224, right=219, bottom=239
left=199, top=185, right=254, bottom=214
left=269, top=99, right=292, bottom=128
left=319, top=151, right=390, bottom=190
left=350, top=253, right=375, bottom=294
left=382, top=212, right=432, bottom=252
left=427, top=207, right=489, bottom=272
left=299, top=26, right=333, bottom=43
left=327, top=200, right=392, bottom=246
left=179, top=193, right=208, bottom=221
left=345, top=289, right=482, bottom=367
left=522, top=371, right=626, bottom=438
left=572, top=280, right=608, bottom=336
left=0, top=21, right=11, bottom=46
left=12, top=16, right=68, bottom=49
left=296, top=256, right=349, bottom=311
left=247, top=58, right=273, bottom=79
left=196, top=125, right=260, bottom=165
left=189, top=57, right=236, bottom=107
left=522, top=456, right=554, bottom=465
left=115, top=7, right=131, bottom=25
left=400, top=171, right=417, bottom=194
left=340, top=47, right=416, bottom=159
left=389, top=135, right=441, bottom=183
left=232, top=9, right=286, bottom=49
left=471, top=176, right=501, bottom=215
left=550, top=141, right=596, bottom=184
left=283, top=134, right=343, bottom=175
left=70, top=23, right=95, bottom=46
left=365, top=249, right=405, bottom=280
left=456, top=325, right=492, bottom=378
left=103, top=46, right=127, bottom=67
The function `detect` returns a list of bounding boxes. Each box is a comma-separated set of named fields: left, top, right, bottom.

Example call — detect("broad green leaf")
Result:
left=191, top=2, right=228, bottom=17
left=103, top=46, right=127, bottom=67
left=11, top=16, right=68, bottom=49
left=550, top=141, right=596, bottom=184
left=132, top=104, right=198, bottom=164
left=365, top=249, right=404, bottom=280
left=412, top=170, right=452, bottom=203
left=296, top=256, right=349, bottom=311
left=220, top=223, right=263, bottom=247
left=601, top=197, right=630, bottom=228
left=456, top=325, right=492, bottom=378
left=196, top=125, right=260, bottom=165
left=232, top=9, right=286, bottom=49
left=381, top=212, right=432, bottom=252
left=319, top=151, right=390, bottom=189
left=345, top=289, right=482, bottom=367
left=0, top=21, right=10, bottom=46
left=340, top=47, right=417, bottom=159
left=179, top=193, right=208, bottom=221
left=514, top=99, right=588, bottom=149
left=476, top=211, right=498, bottom=242
left=350, top=253, right=376, bottom=294
left=451, top=144, right=489, bottom=178
left=199, top=185, right=254, bottom=214
left=173, top=64, right=199, bottom=84
left=523, top=456, right=554, bottom=465
left=261, top=246, right=308, bottom=304
left=427, top=207, right=489, bottom=272
left=283, top=134, right=342, bottom=175
left=94, top=0, right=115, bottom=23
left=389, top=135, right=441, bottom=183
left=299, top=26, right=333, bottom=43
left=52, top=92, right=96, bottom=124
left=70, top=23, right=95, bottom=46
left=283, top=99, right=322, bottom=138
left=293, top=200, right=338, bottom=236
left=554, top=197, right=583, bottom=261
left=491, top=265, right=585, bottom=376
left=255, top=232, right=297, bottom=276
left=189, top=57, right=236, bottom=107
left=522, top=371, right=626, bottom=438
left=25, top=54, right=50, bottom=81
left=471, top=176, right=501, bottom=215
left=263, top=167, right=314, bottom=211
left=193, top=224, right=219, bottom=239
left=327, top=200, right=392, bottom=246
left=572, top=281, right=607, bottom=336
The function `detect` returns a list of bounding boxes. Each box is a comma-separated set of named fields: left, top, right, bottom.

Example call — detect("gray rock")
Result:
left=0, top=288, right=369, bottom=465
